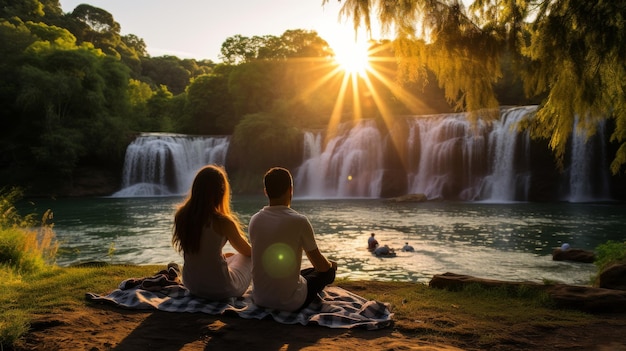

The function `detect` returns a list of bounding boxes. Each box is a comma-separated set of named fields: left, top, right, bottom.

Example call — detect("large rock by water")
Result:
left=599, top=264, right=626, bottom=291
left=552, top=248, right=595, bottom=263
left=429, top=272, right=626, bottom=313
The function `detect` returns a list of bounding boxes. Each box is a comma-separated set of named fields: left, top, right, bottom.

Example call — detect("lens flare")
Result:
left=262, top=243, right=297, bottom=278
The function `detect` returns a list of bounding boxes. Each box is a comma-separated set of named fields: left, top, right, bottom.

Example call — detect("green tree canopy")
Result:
left=220, top=29, right=333, bottom=64
left=0, top=15, right=132, bottom=191
left=0, top=0, right=44, bottom=20
left=231, top=111, right=302, bottom=175
left=140, top=55, right=191, bottom=95
left=69, top=4, right=121, bottom=54
left=184, top=70, right=236, bottom=135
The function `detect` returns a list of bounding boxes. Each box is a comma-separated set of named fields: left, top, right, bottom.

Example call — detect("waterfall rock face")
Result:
left=113, top=107, right=619, bottom=201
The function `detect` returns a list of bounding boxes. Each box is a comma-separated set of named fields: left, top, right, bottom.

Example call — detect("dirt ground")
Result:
left=15, top=282, right=626, bottom=351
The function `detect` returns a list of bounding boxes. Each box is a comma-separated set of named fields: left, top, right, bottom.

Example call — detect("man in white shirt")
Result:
left=249, top=167, right=337, bottom=312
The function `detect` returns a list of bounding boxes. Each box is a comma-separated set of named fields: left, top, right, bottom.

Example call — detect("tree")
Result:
left=126, top=78, right=153, bottom=131
left=230, top=111, right=302, bottom=182
left=278, top=29, right=333, bottom=58
left=69, top=4, right=121, bottom=55
left=64, top=3, right=146, bottom=78
left=220, top=30, right=333, bottom=64
left=144, top=85, right=174, bottom=131
left=228, top=60, right=281, bottom=117
left=325, top=0, right=626, bottom=173
left=0, top=17, right=132, bottom=191
left=220, top=34, right=266, bottom=64
left=184, top=71, right=236, bottom=135
left=16, top=47, right=131, bottom=169
left=121, top=33, right=147, bottom=57
left=0, top=0, right=44, bottom=20
left=140, top=55, right=191, bottom=95
left=518, top=1, right=626, bottom=172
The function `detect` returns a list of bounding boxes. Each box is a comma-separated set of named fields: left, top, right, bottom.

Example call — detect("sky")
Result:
left=58, top=0, right=381, bottom=62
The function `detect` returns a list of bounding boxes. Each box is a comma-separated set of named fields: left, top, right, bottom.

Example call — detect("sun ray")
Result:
left=326, top=72, right=352, bottom=143
left=293, top=31, right=437, bottom=175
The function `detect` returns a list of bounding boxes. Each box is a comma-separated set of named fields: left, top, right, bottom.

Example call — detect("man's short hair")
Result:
left=264, top=167, right=292, bottom=199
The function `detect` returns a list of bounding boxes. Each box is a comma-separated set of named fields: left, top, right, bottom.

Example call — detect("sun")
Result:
left=332, top=39, right=371, bottom=75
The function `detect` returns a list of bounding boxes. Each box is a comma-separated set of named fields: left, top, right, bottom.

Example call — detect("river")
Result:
left=22, top=196, right=624, bottom=285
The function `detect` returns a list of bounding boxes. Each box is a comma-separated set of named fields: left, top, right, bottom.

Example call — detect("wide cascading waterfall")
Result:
left=112, top=108, right=615, bottom=201
left=294, top=120, right=384, bottom=198
left=294, top=105, right=615, bottom=201
left=112, top=133, right=230, bottom=197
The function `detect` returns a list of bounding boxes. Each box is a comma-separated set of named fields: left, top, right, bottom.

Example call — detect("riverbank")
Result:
left=8, top=265, right=626, bottom=350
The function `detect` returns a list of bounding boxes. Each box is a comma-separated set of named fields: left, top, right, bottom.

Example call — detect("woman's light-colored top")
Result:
left=182, top=224, right=251, bottom=300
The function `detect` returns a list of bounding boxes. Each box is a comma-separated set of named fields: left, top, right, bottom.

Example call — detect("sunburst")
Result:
left=332, top=39, right=371, bottom=76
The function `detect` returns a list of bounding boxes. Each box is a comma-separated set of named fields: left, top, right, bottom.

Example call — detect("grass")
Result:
left=336, top=279, right=593, bottom=349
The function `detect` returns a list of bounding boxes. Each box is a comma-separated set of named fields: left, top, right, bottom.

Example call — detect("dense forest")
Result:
left=1, top=0, right=623, bottom=196
left=0, top=0, right=452, bottom=195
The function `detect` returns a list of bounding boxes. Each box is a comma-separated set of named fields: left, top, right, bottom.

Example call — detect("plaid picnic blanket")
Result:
left=85, top=265, right=393, bottom=330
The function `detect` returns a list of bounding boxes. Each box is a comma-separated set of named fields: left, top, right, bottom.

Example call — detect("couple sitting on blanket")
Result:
left=172, top=165, right=337, bottom=312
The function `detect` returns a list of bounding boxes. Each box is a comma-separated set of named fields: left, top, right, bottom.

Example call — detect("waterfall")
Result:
left=405, top=106, right=535, bottom=201
left=481, top=107, right=534, bottom=202
left=112, top=133, right=230, bottom=197
left=293, top=106, right=613, bottom=201
left=112, top=107, right=615, bottom=201
left=294, top=120, right=384, bottom=198
left=568, top=119, right=611, bottom=202
left=406, top=113, right=489, bottom=200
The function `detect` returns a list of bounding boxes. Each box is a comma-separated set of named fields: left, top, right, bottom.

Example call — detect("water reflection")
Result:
left=21, top=197, right=624, bottom=285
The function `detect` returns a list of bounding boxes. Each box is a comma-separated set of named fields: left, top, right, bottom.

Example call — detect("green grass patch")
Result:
left=337, top=279, right=593, bottom=349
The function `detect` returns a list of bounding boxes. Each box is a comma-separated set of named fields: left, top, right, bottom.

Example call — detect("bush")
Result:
left=0, top=308, right=29, bottom=347
left=0, top=187, right=34, bottom=228
left=0, top=188, right=57, bottom=274
left=594, top=240, right=626, bottom=273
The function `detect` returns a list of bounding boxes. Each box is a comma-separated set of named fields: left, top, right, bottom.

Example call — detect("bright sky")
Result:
left=58, top=0, right=380, bottom=62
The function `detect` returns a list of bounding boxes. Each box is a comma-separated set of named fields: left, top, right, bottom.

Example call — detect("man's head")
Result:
left=264, top=167, right=293, bottom=201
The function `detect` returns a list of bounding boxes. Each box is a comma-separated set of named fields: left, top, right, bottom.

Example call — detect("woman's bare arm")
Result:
left=216, top=218, right=252, bottom=257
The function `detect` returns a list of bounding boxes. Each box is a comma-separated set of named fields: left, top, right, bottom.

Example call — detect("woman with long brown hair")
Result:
left=172, top=165, right=252, bottom=300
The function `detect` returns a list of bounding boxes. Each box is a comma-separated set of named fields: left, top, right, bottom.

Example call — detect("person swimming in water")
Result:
left=374, top=244, right=395, bottom=256
left=367, top=233, right=379, bottom=251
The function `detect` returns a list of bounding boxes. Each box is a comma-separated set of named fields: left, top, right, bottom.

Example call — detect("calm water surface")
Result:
left=23, top=197, right=625, bottom=285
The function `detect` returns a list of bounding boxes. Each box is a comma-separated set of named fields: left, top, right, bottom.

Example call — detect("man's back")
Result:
left=249, top=205, right=317, bottom=311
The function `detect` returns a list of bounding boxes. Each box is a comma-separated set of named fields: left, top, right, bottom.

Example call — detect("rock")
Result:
left=380, top=169, right=408, bottom=198
left=385, top=193, right=428, bottom=203
left=429, top=272, right=543, bottom=292
left=429, top=272, right=626, bottom=313
left=546, top=284, right=626, bottom=313
left=599, top=264, right=626, bottom=290
left=552, top=248, right=595, bottom=263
